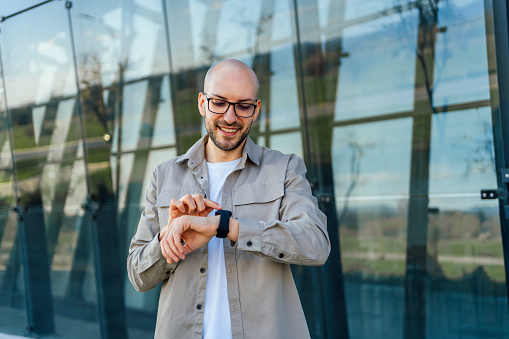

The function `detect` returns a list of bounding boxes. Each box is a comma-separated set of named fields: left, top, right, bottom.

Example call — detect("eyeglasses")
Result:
left=203, top=93, right=257, bottom=118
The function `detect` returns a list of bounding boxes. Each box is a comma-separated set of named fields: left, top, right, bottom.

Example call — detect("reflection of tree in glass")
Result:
left=199, top=2, right=273, bottom=63
left=337, top=137, right=374, bottom=227
left=394, top=0, right=450, bottom=114
left=463, top=120, right=495, bottom=176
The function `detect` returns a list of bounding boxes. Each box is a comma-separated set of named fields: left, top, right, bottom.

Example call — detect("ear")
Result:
left=252, top=100, right=261, bottom=122
left=198, top=92, right=206, bottom=117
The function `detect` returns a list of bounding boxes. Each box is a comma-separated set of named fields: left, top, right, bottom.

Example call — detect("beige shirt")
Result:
left=127, top=136, right=330, bottom=339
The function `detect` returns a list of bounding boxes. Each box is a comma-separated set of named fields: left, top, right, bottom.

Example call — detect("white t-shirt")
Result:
left=203, top=158, right=241, bottom=339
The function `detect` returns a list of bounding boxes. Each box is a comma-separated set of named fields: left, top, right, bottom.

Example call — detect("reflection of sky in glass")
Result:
left=117, top=153, right=134, bottom=211
left=335, top=10, right=418, bottom=121
left=429, top=107, right=496, bottom=196
left=0, top=1, right=45, bottom=16
left=123, top=0, right=166, bottom=82
left=269, top=45, right=300, bottom=131
left=344, top=0, right=406, bottom=20
left=271, top=0, right=292, bottom=41
left=32, top=106, right=46, bottom=145
left=74, top=3, right=123, bottom=88
left=121, top=81, right=148, bottom=151
left=332, top=118, right=412, bottom=198
left=140, top=148, right=177, bottom=205
left=189, top=0, right=208, bottom=64
left=215, top=0, right=262, bottom=58
left=270, top=132, right=303, bottom=159
left=1, top=1, right=76, bottom=108
left=152, top=76, right=176, bottom=147
left=41, top=98, right=75, bottom=211
left=432, top=0, right=489, bottom=106
left=63, top=158, right=87, bottom=215
left=47, top=98, right=75, bottom=162
left=317, top=0, right=331, bottom=28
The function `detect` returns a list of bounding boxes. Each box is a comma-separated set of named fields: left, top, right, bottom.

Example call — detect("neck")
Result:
left=205, top=139, right=245, bottom=163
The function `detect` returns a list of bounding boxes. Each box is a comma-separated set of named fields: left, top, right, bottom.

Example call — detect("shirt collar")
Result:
left=176, top=135, right=260, bottom=169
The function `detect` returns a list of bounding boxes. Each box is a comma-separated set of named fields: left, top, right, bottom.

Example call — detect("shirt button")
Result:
left=279, top=253, right=284, bottom=258
left=247, top=241, right=253, bottom=247
left=196, top=304, right=202, bottom=310
left=200, top=268, right=205, bottom=273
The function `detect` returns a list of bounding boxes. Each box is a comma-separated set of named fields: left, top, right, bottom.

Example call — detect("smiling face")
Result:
left=198, top=60, right=261, bottom=162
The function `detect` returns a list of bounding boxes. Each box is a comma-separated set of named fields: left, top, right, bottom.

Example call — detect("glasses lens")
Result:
left=234, top=103, right=255, bottom=117
left=208, top=98, right=229, bottom=114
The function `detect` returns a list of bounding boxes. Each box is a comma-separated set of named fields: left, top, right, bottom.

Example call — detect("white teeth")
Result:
left=220, top=127, right=237, bottom=133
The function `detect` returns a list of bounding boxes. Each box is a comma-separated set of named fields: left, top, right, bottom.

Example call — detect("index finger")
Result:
left=204, top=198, right=221, bottom=210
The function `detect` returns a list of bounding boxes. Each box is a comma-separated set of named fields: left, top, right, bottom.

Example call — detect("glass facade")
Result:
left=0, top=0, right=508, bottom=338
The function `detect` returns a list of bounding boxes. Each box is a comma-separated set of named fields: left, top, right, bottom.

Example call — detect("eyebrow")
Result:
left=210, top=93, right=256, bottom=103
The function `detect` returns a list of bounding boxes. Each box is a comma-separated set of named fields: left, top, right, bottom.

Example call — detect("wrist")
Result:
left=227, top=218, right=239, bottom=243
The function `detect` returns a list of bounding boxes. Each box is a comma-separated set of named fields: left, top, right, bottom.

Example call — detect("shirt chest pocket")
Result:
left=233, top=181, right=284, bottom=221
left=155, top=188, right=205, bottom=229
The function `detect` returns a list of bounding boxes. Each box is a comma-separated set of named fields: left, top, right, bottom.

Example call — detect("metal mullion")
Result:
left=332, top=99, right=492, bottom=128
left=485, top=0, right=509, bottom=312
left=0, top=0, right=55, bottom=22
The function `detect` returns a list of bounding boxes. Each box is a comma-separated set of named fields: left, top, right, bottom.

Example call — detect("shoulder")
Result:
left=150, top=156, right=188, bottom=180
left=254, top=144, right=291, bottom=164
left=256, top=145, right=305, bottom=169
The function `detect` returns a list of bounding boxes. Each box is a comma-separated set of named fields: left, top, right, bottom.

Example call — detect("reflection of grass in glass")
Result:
left=439, top=262, right=506, bottom=282
left=442, top=240, right=503, bottom=258
left=341, top=236, right=504, bottom=258
left=52, top=230, right=78, bottom=271
left=340, top=235, right=506, bottom=282
left=342, top=256, right=405, bottom=276
left=342, top=257, right=505, bottom=282
left=340, top=236, right=406, bottom=253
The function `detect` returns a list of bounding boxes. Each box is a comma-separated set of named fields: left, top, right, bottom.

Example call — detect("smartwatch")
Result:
left=215, top=210, right=232, bottom=238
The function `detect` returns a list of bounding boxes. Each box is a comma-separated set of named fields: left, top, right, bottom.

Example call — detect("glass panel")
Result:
left=269, top=45, right=301, bottom=131
left=335, top=10, right=419, bottom=121
left=0, top=1, right=48, bottom=17
left=425, top=107, right=508, bottom=336
left=432, top=0, right=490, bottom=106
left=71, top=0, right=123, bottom=89
left=0, top=212, right=27, bottom=336
left=0, top=1, right=99, bottom=336
left=332, top=119, right=412, bottom=337
left=0, top=33, right=24, bottom=334
left=152, top=76, right=176, bottom=147
left=270, top=132, right=304, bottom=159
left=121, top=0, right=169, bottom=82
left=121, top=80, right=149, bottom=152
left=124, top=148, right=176, bottom=315
left=344, top=0, right=399, bottom=20
left=299, top=0, right=509, bottom=338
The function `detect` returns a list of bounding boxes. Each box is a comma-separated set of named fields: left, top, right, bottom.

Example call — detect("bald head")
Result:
left=204, top=59, right=259, bottom=99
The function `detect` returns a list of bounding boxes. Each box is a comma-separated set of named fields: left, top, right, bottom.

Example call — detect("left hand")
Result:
left=160, top=215, right=219, bottom=263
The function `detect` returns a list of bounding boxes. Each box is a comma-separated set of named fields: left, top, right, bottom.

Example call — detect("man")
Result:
left=127, top=59, right=330, bottom=339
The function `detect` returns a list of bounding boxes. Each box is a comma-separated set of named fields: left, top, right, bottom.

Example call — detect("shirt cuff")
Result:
left=148, top=232, right=166, bottom=262
left=233, top=217, right=263, bottom=252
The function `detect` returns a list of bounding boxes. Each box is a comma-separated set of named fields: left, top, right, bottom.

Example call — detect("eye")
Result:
left=237, top=104, right=252, bottom=111
left=211, top=99, right=227, bottom=106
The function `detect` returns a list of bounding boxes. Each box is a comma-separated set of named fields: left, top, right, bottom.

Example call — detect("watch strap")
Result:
left=215, top=210, right=231, bottom=238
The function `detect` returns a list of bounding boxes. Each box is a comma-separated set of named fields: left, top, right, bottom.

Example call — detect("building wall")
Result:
left=0, top=0, right=508, bottom=338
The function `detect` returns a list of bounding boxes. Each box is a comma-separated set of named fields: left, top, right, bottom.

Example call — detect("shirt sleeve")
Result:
left=233, top=154, right=330, bottom=266
left=127, top=168, right=178, bottom=292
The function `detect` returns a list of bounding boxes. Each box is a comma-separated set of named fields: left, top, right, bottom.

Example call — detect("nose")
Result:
left=223, top=104, right=238, bottom=124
